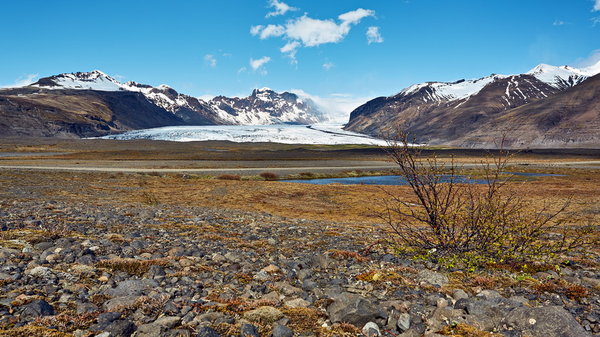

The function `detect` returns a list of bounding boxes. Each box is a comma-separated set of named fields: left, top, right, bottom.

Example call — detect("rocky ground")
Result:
left=0, top=172, right=599, bottom=337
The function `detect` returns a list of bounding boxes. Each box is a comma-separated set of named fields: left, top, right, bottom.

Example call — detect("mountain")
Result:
left=344, top=62, right=600, bottom=147
left=0, top=87, right=184, bottom=138
left=0, top=71, right=325, bottom=138
left=461, top=73, right=600, bottom=148
left=210, top=88, right=324, bottom=125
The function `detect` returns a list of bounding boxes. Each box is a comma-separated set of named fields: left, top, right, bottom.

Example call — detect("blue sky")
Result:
left=1, top=0, right=599, bottom=117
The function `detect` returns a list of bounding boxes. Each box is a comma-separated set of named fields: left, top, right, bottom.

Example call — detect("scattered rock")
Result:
left=362, top=322, right=380, bottom=337
left=197, top=326, right=221, bottom=337
left=327, top=292, right=387, bottom=327
left=416, top=270, right=448, bottom=287
left=19, top=300, right=54, bottom=320
left=105, top=319, right=136, bottom=337
left=271, top=324, right=293, bottom=337
left=240, top=323, right=260, bottom=337
left=504, top=306, right=591, bottom=337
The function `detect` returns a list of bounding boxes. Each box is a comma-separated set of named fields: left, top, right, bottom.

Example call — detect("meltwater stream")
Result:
left=281, top=172, right=564, bottom=186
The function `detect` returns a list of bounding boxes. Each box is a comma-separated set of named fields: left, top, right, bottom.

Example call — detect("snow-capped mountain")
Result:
left=525, top=64, right=590, bottom=89
left=210, top=88, right=325, bottom=125
left=393, top=62, right=595, bottom=105
left=29, top=71, right=325, bottom=125
left=345, top=60, right=600, bottom=147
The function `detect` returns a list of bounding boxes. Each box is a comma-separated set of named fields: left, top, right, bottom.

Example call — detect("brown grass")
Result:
left=218, top=174, right=241, bottom=180
left=329, top=249, right=369, bottom=262
left=438, top=323, right=501, bottom=337
left=259, top=172, right=278, bottom=180
left=533, top=279, right=589, bottom=300
left=0, top=326, right=73, bottom=337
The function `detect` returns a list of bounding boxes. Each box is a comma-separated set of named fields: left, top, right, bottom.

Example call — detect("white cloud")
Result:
left=280, top=41, right=301, bottom=63
left=238, top=67, right=248, bottom=74
left=322, top=62, right=334, bottom=70
left=251, top=7, right=376, bottom=63
left=285, top=15, right=350, bottom=47
left=256, top=24, right=285, bottom=39
left=552, top=20, right=565, bottom=26
left=250, top=56, right=271, bottom=74
left=594, top=0, right=600, bottom=11
left=291, top=89, right=374, bottom=123
left=250, top=25, right=264, bottom=35
left=366, top=26, right=383, bottom=44
left=338, top=8, right=375, bottom=25
left=198, top=94, right=216, bottom=102
left=0, top=73, right=39, bottom=88
left=204, top=54, right=217, bottom=67
left=593, top=16, right=600, bottom=26
left=575, top=49, right=600, bottom=74
left=266, top=0, right=297, bottom=18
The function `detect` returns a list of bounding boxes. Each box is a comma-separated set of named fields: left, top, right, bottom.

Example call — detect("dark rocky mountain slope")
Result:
left=345, top=63, right=600, bottom=148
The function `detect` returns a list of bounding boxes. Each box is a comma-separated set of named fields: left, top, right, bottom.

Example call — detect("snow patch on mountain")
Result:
left=399, top=74, right=507, bottom=102
left=31, top=70, right=124, bottom=91
left=526, top=64, right=589, bottom=89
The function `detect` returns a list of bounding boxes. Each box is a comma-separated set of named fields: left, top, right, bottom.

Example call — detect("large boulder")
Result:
left=19, top=300, right=54, bottom=321
left=105, top=279, right=158, bottom=297
left=503, top=306, right=591, bottom=337
left=327, top=292, right=387, bottom=327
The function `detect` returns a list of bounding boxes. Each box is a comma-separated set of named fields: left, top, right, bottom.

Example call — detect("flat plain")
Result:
left=0, top=138, right=599, bottom=336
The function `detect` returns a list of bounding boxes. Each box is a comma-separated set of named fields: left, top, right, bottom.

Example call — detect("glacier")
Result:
left=98, top=124, right=388, bottom=145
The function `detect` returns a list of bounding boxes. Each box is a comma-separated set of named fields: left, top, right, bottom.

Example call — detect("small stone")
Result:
left=98, top=275, right=109, bottom=282
left=397, top=312, right=410, bottom=332
left=179, top=258, right=194, bottom=267
left=197, top=326, right=221, bottom=337
left=240, top=323, right=260, bottom=337
left=153, top=316, right=181, bottom=328
left=261, top=264, right=280, bottom=273
left=452, top=289, right=469, bottom=301
left=436, top=298, right=448, bottom=308
left=284, top=298, right=310, bottom=308
left=104, top=296, right=140, bottom=312
left=26, top=266, right=52, bottom=278
left=212, top=253, right=226, bottom=263
left=362, top=322, right=380, bottom=337
left=271, top=324, right=293, bottom=337
left=105, top=319, right=136, bottom=337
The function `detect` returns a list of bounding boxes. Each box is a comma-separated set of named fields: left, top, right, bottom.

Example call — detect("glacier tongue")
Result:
left=100, top=124, right=388, bottom=145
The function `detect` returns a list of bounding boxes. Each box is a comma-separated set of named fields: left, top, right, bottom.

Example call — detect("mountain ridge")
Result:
left=0, top=71, right=327, bottom=138
left=28, top=70, right=326, bottom=126
left=344, top=61, right=600, bottom=148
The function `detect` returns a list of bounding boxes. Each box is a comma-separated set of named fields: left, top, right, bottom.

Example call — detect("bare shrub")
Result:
left=218, top=174, right=241, bottom=180
left=380, top=133, right=595, bottom=266
left=260, top=172, right=278, bottom=181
